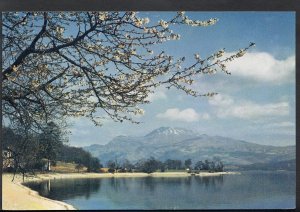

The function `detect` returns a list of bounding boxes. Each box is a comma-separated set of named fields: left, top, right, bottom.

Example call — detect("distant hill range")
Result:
left=238, top=159, right=295, bottom=171
left=83, top=127, right=295, bottom=169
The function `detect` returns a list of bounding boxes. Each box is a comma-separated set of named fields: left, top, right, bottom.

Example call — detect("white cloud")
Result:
left=208, top=93, right=233, bottom=107
left=209, top=94, right=289, bottom=119
left=266, top=121, right=295, bottom=128
left=262, top=121, right=295, bottom=137
left=156, top=108, right=210, bottom=122
left=225, top=52, right=295, bottom=83
left=226, top=101, right=289, bottom=119
left=146, top=90, right=167, bottom=102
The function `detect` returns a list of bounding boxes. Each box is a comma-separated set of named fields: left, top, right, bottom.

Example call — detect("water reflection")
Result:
left=143, top=177, right=156, bottom=192
left=25, top=178, right=102, bottom=200
left=184, top=176, right=192, bottom=187
left=24, top=172, right=295, bottom=210
left=26, top=175, right=224, bottom=200
left=194, top=175, right=224, bottom=190
left=39, top=180, right=51, bottom=196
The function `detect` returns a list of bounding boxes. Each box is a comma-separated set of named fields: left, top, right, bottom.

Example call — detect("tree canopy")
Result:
left=2, top=12, right=254, bottom=130
left=3, top=124, right=102, bottom=178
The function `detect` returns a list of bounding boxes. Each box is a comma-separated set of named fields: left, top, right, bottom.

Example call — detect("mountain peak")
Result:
left=145, top=127, right=193, bottom=137
left=83, top=126, right=295, bottom=166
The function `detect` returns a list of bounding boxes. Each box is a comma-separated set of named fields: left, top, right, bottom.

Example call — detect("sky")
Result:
left=68, top=12, right=295, bottom=147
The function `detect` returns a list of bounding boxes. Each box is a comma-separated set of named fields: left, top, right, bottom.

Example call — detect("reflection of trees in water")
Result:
left=194, top=175, right=224, bottom=190
left=26, top=178, right=102, bottom=200
left=109, top=177, right=131, bottom=192
left=184, top=177, right=192, bottom=187
left=138, top=177, right=156, bottom=192
left=24, top=172, right=295, bottom=209
left=120, top=178, right=130, bottom=191
left=27, top=175, right=226, bottom=201
left=139, top=177, right=190, bottom=193
left=38, top=180, right=51, bottom=196
left=109, top=178, right=121, bottom=192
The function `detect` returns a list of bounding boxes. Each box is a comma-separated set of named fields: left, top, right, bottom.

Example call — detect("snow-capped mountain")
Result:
left=145, top=127, right=195, bottom=137
left=83, top=127, right=295, bottom=166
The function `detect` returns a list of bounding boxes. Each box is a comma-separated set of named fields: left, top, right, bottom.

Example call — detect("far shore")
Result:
left=2, top=171, right=239, bottom=210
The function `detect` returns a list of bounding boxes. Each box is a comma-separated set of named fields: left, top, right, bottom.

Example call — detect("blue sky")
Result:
left=68, top=12, right=295, bottom=147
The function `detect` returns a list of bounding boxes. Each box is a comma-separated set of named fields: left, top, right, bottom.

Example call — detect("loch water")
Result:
left=24, top=171, right=295, bottom=210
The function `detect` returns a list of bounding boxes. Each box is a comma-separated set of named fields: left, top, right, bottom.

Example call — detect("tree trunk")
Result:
left=47, top=159, right=51, bottom=171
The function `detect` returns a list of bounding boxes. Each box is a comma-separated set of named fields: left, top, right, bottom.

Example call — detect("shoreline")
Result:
left=2, top=173, right=76, bottom=210
left=2, top=171, right=239, bottom=210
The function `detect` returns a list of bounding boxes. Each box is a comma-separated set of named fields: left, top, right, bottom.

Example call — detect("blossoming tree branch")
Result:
left=2, top=12, right=255, bottom=130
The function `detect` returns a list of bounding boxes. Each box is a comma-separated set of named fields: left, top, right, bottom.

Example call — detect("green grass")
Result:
left=162, top=169, right=187, bottom=172
left=51, top=161, right=87, bottom=173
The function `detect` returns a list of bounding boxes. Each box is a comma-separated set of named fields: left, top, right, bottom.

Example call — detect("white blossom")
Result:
left=159, top=20, right=168, bottom=29
left=178, top=11, right=185, bottom=16
left=236, top=49, right=245, bottom=57
left=135, top=18, right=143, bottom=27
left=56, top=26, right=64, bottom=34
left=98, top=12, right=107, bottom=21
left=136, top=108, right=145, bottom=115
left=216, top=49, right=225, bottom=58
left=143, top=17, right=150, bottom=24
left=194, top=54, right=200, bottom=60
left=130, top=12, right=136, bottom=18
